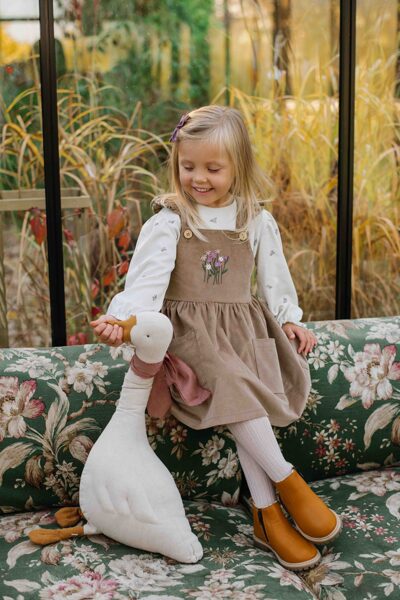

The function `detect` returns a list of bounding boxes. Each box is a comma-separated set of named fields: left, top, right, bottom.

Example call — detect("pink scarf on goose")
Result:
left=130, top=352, right=211, bottom=419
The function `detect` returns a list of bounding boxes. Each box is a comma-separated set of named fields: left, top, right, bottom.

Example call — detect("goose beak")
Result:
left=116, top=315, right=137, bottom=343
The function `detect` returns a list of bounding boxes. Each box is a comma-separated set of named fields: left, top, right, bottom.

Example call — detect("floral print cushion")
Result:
left=0, top=467, right=399, bottom=599
left=275, top=316, right=400, bottom=482
left=240, top=466, right=400, bottom=599
left=0, top=344, right=241, bottom=513
left=0, top=501, right=314, bottom=600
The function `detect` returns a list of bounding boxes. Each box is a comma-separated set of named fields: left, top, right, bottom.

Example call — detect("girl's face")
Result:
left=178, top=139, right=235, bottom=208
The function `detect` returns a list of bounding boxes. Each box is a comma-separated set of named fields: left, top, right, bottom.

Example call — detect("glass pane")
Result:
left=354, top=0, right=400, bottom=317
left=0, top=1, right=52, bottom=346
left=54, top=0, right=339, bottom=346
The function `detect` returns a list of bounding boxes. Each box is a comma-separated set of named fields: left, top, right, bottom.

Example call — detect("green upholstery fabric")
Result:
left=276, top=316, right=400, bottom=482
left=0, top=344, right=241, bottom=512
left=0, top=468, right=398, bottom=599
left=0, top=314, right=399, bottom=599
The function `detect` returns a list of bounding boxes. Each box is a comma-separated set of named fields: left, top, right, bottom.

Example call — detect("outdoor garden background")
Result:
left=0, top=0, right=399, bottom=348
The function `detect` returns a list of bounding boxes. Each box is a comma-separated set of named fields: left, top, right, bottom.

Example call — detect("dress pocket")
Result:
left=169, top=328, right=197, bottom=352
left=252, top=338, right=286, bottom=394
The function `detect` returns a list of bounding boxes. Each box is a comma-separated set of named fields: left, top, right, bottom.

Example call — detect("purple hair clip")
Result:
left=169, top=112, right=191, bottom=142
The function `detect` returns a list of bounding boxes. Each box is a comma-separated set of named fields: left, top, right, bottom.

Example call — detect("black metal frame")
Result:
left=336, top=0, right=356, bottom=319
left=38, top=0, right=66, bottom=346
left=36, top=0, right=356, bottom=344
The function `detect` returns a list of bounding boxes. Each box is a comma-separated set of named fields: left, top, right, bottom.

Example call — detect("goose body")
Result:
left=79, top=371, right=203, bottom=562
left=80, top=312, right=203, bottom=562
left=29, top=312, right=203, bottom=563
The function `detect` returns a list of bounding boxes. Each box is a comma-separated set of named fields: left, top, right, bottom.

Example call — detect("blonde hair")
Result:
left=152, top=105, right=273, bottom=238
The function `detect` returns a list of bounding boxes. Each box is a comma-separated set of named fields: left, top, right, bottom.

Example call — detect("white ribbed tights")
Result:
left=228, top=416, right=293, bottom=508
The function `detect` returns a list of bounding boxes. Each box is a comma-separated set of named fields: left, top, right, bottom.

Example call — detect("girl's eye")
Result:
left=182, top=166, right=219, bottom=172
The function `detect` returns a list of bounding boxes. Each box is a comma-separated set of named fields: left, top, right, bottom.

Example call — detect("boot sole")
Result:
left=294, top=510, right=343, bottom=544
left=253, top=535, right=321, bottom=571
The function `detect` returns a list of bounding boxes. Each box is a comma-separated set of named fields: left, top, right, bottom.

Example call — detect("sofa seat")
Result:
left=0, top=466, right=399, bottom=600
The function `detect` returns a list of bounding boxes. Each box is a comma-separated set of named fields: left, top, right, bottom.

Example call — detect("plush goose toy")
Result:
left=29, top=312, right=203, bottom=564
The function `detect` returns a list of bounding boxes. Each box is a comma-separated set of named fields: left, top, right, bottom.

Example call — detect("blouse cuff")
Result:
left=105, top=298, right=137, bottom=322
left=275, top=304, right=306, bottom=328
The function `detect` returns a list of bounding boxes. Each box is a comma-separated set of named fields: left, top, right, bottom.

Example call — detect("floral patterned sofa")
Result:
left=0, top=315, right=399, bottom=600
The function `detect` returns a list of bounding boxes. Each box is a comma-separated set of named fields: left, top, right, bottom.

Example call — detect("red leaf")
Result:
left=107, top=207, right=126, bottom=240
left=29, top=209, right=46, bottom=245
left=117, top=260, right=129, bottom=276
left=103, top=267, right=116, bottom=287
left=117, top=229, right=130, bottom=251
left=63, top=228, right=74, bottom=245
left=68, top=332, right=88, bottom=346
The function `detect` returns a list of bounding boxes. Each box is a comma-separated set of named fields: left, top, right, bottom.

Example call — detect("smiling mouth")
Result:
left=193, top=187, right=213, bottom=193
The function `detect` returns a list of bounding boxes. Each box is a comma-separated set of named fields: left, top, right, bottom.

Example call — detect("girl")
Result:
left=91, top=105, right=342, bottom=571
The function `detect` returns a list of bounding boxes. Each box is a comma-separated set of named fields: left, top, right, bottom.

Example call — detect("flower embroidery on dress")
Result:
left=201, top=249, right=229, bottom=284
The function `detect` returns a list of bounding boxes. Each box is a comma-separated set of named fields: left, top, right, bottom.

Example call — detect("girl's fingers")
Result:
left=99, top=323, right=115, bottom=340
left=109, top=324, right=121, bottom=344
left=92, top=322, right=124, bottom=346
left=90, top=317, right=103, bottom=326
left=107, top=327, right=117, bottom=344
left=91, top=316, right=108, bottom=326
left=291, top=328, right=317, bottom=355
left=91, top=316, right=116, bottom=328
left=94, top=324, right=108, bottom=337
left=112, top=326, right=124, bottom=347
left=306, top=334, right=317, bottom=354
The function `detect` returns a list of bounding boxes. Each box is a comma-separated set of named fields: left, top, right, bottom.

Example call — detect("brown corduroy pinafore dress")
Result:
left=161, top=216, right=311, bottom=430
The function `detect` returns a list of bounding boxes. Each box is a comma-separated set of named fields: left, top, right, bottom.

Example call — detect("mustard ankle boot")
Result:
left=275, top=470, right=342, bottom=544
left=252, top=501, right=321, bottom=571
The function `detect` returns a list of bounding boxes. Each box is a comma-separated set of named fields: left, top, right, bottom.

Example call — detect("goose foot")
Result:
left=55, top=506, right=83, bottom=527
left=29, top=525, right=85, bottom=545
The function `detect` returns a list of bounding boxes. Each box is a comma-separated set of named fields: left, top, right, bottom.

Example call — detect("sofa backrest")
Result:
left=0, top=343, right=241, bottom=513
left=276, top=315, right=400, bottom=482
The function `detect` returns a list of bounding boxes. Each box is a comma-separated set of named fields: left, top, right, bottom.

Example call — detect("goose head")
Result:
left=128, top=312, right=173, bottom=363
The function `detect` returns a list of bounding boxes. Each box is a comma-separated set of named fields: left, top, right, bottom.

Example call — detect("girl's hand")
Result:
left=282, top=322, right=317, bottom=355
left=90, top=315, right=124, bottom=347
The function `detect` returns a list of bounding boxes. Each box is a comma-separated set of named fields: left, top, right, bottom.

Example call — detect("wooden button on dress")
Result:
left=239, top=231, right=248, bottom=241
left=183, top=229, right=193, bottom=239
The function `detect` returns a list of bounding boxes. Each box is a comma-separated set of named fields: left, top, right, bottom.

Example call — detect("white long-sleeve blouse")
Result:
left=106, top=199, right=306, bottom=328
